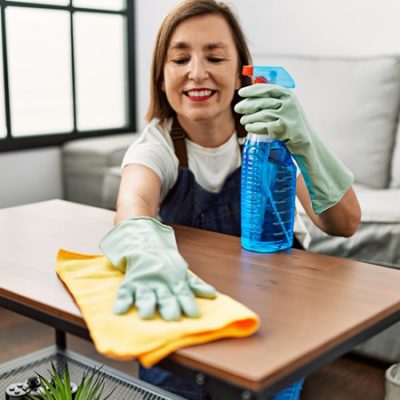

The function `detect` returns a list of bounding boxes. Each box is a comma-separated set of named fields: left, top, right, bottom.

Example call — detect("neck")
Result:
left=177, top=114, right=236, bottom=148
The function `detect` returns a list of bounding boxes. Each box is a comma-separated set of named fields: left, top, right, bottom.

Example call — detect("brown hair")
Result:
left=145, top=0, right=252, bottom=123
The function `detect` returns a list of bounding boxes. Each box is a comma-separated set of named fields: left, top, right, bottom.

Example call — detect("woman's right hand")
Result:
left=100, top=217, right=216, bottom=320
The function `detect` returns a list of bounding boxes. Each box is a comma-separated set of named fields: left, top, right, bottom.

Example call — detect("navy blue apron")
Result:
left=139, top=117, right=303, bottom=400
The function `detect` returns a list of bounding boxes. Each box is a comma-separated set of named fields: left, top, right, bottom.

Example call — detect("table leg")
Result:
left=55, top=329, right=67, bottom=350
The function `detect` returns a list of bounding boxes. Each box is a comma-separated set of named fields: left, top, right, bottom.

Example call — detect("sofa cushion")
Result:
left=254, top=54, right=400, bottom=189
left=354, top=184, right=400, bottom=222
left=391, top=124, right=400, bottom=188
left=299, top=184, right=400, bottom=268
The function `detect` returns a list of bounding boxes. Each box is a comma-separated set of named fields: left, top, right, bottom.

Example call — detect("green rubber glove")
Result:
left=235, top=84, right=354, bottom=214
left=99, top=217, right=216, bottom=320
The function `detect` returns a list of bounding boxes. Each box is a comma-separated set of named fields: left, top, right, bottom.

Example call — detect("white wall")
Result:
left=0, top=147, right=63, bottom=208
left=135, top=0, right=400, bottom=130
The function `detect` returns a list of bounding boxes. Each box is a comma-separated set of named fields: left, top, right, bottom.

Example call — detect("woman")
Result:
left=100, top=1, right=361, bottom=399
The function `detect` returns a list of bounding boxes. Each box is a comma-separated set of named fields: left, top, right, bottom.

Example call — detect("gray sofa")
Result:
left=261, top=54, right=400, bottom=271
left=63, top=133, right=137, bottom=209
left=62, top=54, right=400, bottom=362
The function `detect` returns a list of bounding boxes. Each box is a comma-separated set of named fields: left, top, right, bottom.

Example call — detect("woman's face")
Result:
left=162, top=14, right=241, bottom=125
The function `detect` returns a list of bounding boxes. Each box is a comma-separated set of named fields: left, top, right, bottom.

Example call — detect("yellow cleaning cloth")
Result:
left=56, top=249, right=260, bottom=367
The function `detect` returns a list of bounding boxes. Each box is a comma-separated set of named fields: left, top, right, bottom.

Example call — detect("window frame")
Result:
left=0, top=0, right=136, bottom=152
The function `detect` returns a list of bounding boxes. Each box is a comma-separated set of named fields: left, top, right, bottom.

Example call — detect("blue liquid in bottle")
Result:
left=241, top=133, right=297, bottom=252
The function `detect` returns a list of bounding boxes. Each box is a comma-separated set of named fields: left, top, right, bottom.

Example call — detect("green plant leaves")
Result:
left=75, top=367, right=107, bottom=400
left=27, top=362, right=113, bottom=400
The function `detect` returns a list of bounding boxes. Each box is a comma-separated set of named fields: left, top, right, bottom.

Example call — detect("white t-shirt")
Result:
left=122, top=118, right=310, bottom=247
left=122, top=118, right=241, bottom=200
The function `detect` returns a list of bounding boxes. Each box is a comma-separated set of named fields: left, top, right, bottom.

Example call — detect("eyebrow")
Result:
left=169, top=41, right=228, bottom=51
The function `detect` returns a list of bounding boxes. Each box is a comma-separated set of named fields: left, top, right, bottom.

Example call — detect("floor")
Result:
left=0, top=307, right=390, bottom=399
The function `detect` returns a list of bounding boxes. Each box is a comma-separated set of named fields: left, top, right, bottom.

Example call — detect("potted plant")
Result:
left=28, top=363, right=113, bottom=400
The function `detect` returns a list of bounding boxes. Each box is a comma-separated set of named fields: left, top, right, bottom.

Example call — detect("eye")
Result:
left=171, top=58, right=189, bottom=65
left=208, top=57, right=224, bottom=64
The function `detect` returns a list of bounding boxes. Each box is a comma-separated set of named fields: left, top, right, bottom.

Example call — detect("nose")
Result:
left=188, top=57, right=209, bottom=82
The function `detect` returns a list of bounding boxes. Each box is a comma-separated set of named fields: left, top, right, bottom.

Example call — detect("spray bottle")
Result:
left=240, top=65, right=297, bottom=253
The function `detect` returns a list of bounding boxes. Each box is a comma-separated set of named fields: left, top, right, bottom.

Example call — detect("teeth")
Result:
left=187, top=90, right=212, bottom=97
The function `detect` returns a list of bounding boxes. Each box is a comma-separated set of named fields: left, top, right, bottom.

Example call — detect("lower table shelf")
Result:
left=0, top=346, right=183, bottom=400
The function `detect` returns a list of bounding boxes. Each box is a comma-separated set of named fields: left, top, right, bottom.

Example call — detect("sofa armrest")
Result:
left=102, top=166, right=122, bottom=210
left=62, top=133, right=137, bottom=207
left=299, top=184, right=400, bottom=268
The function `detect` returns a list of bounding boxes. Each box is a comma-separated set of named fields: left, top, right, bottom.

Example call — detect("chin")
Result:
left=183, top=111, right=214, bottom=122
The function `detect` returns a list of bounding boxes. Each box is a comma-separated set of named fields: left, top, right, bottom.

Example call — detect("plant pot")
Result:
left=385, top=363, right=400, bottom=400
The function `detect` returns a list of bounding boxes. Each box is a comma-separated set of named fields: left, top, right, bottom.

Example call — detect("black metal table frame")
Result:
left=2, top=295, right=400, bottom=400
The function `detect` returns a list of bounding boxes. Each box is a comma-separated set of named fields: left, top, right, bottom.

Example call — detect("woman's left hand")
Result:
left=235, top=83, right=354, bottom=215
left=234, top=83, right=315, bottom=146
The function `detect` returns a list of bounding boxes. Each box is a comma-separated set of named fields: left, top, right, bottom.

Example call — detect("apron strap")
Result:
left=170, top=115, right=247, bottom=168
left=170, top=118, right=189, bottom=168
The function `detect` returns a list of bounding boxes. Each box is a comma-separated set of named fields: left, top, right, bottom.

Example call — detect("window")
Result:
left=74, top=12, right=127, bottom=131
left=12, top=1, right=69, bottom=4
left=0, top=14, right=6, bottom=139
left=73, top=0, right=125, bottom=11
left=0, top=0, right=135, bottom=151
left=7, top=7, right=73, bottom=136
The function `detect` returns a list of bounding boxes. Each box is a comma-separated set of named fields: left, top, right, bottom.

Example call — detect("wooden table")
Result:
left=1, top=200, right=400, bottom=399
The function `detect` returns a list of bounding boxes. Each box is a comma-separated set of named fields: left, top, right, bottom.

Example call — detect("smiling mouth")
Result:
left=184, top=89, right=216, bottom=101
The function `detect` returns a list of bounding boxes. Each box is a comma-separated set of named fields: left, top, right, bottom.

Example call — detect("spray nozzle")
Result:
left=242, top=65, right=295, bottom=88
